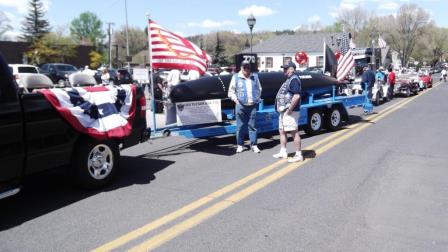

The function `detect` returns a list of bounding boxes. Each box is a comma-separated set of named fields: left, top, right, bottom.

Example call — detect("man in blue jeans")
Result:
left=228, top=60, right=262, bottom=153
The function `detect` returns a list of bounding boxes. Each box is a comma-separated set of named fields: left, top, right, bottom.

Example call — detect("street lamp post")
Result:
left=125, top=0, right=130, bottom=71
left=370, top=30, right=377, bottom=70
left=247, top=14, right=256, bottom=54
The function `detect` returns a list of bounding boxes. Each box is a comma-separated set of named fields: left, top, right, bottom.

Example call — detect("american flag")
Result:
left=336, top=32, right=354, bottom=82
left=378, top=35, right=387, bottom=48
left=38, top=85, right=136, bottom=140
left=148, top=20, right=210, bottom=75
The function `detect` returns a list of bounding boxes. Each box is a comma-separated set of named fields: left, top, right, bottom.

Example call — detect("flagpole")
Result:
left=323, top=39, right=326, bottom=74
left=146, top=13, right=156, bottom=133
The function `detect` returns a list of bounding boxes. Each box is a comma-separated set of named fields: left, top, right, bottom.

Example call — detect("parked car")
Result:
left=419, top=73, right=433, bottom=89
left=371, top=80, right=391, bottom=106
left=115, top=68, right=133, bottom=84
left=395, top=73, right=420, bottom=97
left=8, top=64, right=40, bottom=88
left=0, top=54, right=149, bottom=200
left=40, top=63, right=79, bottom=87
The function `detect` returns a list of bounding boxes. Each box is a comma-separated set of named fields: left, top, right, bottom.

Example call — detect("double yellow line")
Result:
left=93, top=83, right=439, bottom=252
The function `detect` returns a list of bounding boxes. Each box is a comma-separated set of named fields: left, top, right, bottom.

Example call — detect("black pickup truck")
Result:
left=0, top=54, right=149, bottom=199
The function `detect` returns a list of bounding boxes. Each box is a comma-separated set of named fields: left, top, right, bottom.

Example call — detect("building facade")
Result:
left=242, top=32, right=341, bottom=71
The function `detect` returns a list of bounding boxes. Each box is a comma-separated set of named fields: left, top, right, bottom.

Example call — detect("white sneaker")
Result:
left=273, top=152, right=288, bottom=159
left=236, top=145, right=244, bottom=153
left=288, top=154, right=304, bottom=163
left=251, top=145, right=261, bottom=153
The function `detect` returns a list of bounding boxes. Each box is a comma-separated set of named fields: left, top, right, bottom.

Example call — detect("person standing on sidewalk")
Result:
left=272, top=62, right=303, bottom=162
left=228, top=60, right=262, bottom=153
left=387, top=67, right=396, bottom=99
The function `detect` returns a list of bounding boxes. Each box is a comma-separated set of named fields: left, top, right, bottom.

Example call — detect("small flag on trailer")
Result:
left=336, top=32, right=355, bottom=82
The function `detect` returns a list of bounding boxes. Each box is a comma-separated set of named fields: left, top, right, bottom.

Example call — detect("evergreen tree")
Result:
left=212, top=32, right=228, bottom=66
left=20, top=0, right=50, bottom=42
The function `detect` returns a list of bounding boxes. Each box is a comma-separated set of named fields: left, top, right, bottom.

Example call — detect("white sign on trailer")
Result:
left=133, top=68, right=149, bottom=82
left=176, top=99, right=222, bottom=126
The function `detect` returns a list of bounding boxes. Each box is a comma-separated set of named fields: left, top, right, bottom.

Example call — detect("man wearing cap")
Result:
left=228, top=60, right=262, bottom=153
left=376, top=66, right=386, bottom=83
left=273, top=62, right=303, bottom=162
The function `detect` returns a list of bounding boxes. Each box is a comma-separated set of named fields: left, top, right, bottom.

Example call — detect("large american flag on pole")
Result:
left=149, top=20, right=210, bottom=75
left=336, top=32, right=355, bottom=82
left=38, top=85, right=136, bottom=140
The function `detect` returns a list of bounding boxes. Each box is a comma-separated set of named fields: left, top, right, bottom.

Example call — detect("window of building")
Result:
left=283, top=57, right=292, bottom=65
left=266, top=57, right=273, bottom=68
left=316, top=56, right=324, bottom=67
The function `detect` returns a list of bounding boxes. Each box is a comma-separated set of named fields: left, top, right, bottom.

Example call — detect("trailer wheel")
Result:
left=72, top=138, right=119, bottom=188
left=304, top=109, right=323, bottom=136
left=325, top=107, right=343, bottom=131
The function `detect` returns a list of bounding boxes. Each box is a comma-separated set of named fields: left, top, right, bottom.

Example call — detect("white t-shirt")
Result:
left=167, top=69, right=181, bottom=85
left=442, top=69, right=447, bottom=76
left=188, top=70, right=200, bottom=80
left=101, top=73, right=110, bottom=84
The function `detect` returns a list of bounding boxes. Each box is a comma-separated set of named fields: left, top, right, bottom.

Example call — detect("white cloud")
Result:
left=238, top=5, right=275, bottom=17
left=187, top=19, right=237, bottom=28
left=307, top=15, right=320, bottom=23
left=0, top=0, right=51, bottom=14
left=329, top=11, right=338, bottom=18
left=379, top=2, right=399, bottom=10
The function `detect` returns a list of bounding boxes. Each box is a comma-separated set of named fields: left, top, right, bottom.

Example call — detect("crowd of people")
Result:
left=361, top=64, right=396, bottom=104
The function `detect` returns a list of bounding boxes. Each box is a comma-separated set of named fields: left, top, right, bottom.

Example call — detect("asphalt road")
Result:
left=1, top=79, right=447, bottom=251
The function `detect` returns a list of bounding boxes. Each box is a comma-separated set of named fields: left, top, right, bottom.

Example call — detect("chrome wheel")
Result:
left=87, top=144, right=114, bottom=180
left=310, top=112, right=322, bottom=131
left=330, top=109, right=341, bottom=127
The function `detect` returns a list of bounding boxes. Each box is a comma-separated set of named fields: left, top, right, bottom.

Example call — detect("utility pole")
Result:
left=106, top=22, right=114, bottom=69
left=125, top=0, right=130, bottom=71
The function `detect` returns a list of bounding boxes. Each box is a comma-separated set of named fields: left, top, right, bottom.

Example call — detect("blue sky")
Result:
left=1, top=0, right=447, bottom=39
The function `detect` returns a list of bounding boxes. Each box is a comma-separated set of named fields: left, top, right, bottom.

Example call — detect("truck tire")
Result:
left=325, top=107, right=343, bottom=131
left=304, top=109, right=323, bottom=136
left=72, top=138, right=119, bottom=188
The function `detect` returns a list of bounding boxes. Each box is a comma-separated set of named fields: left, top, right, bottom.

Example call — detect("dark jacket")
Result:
left=361, top=70, right=376, bottom=89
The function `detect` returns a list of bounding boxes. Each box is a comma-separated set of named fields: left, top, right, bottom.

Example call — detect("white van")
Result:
left=8, top=64, right=40, bottom=87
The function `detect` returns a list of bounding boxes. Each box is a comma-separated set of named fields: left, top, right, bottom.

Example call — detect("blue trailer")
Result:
left=150, top=85, right=371, bottom=139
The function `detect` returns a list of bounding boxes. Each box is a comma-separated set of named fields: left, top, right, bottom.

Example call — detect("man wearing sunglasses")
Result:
left=228, top=60, right=262, bottom=153
left=273, top=62, right=303, bottom=162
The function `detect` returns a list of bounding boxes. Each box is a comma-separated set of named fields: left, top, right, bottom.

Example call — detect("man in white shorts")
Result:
left=272, top=62, right=303, bottom=162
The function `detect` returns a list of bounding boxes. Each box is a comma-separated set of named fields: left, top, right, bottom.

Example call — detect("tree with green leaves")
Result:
left=113, top=26, right=147, bottom=64
left=212, top=32, right=228, bottom=66
left=26, top=32, right=76, bottom=64
left=89, top=51, right=103, bottom=69
left=388, top=4, right=430, bottom=66
left=20, top=0, right=50, bottom=42
left=70, top=12, right=105, bottom=48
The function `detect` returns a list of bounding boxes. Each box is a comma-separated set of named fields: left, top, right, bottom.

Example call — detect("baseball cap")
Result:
left=281, top=62, right=296, bottom=69
left=241, top=59, right=251, bottom=66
